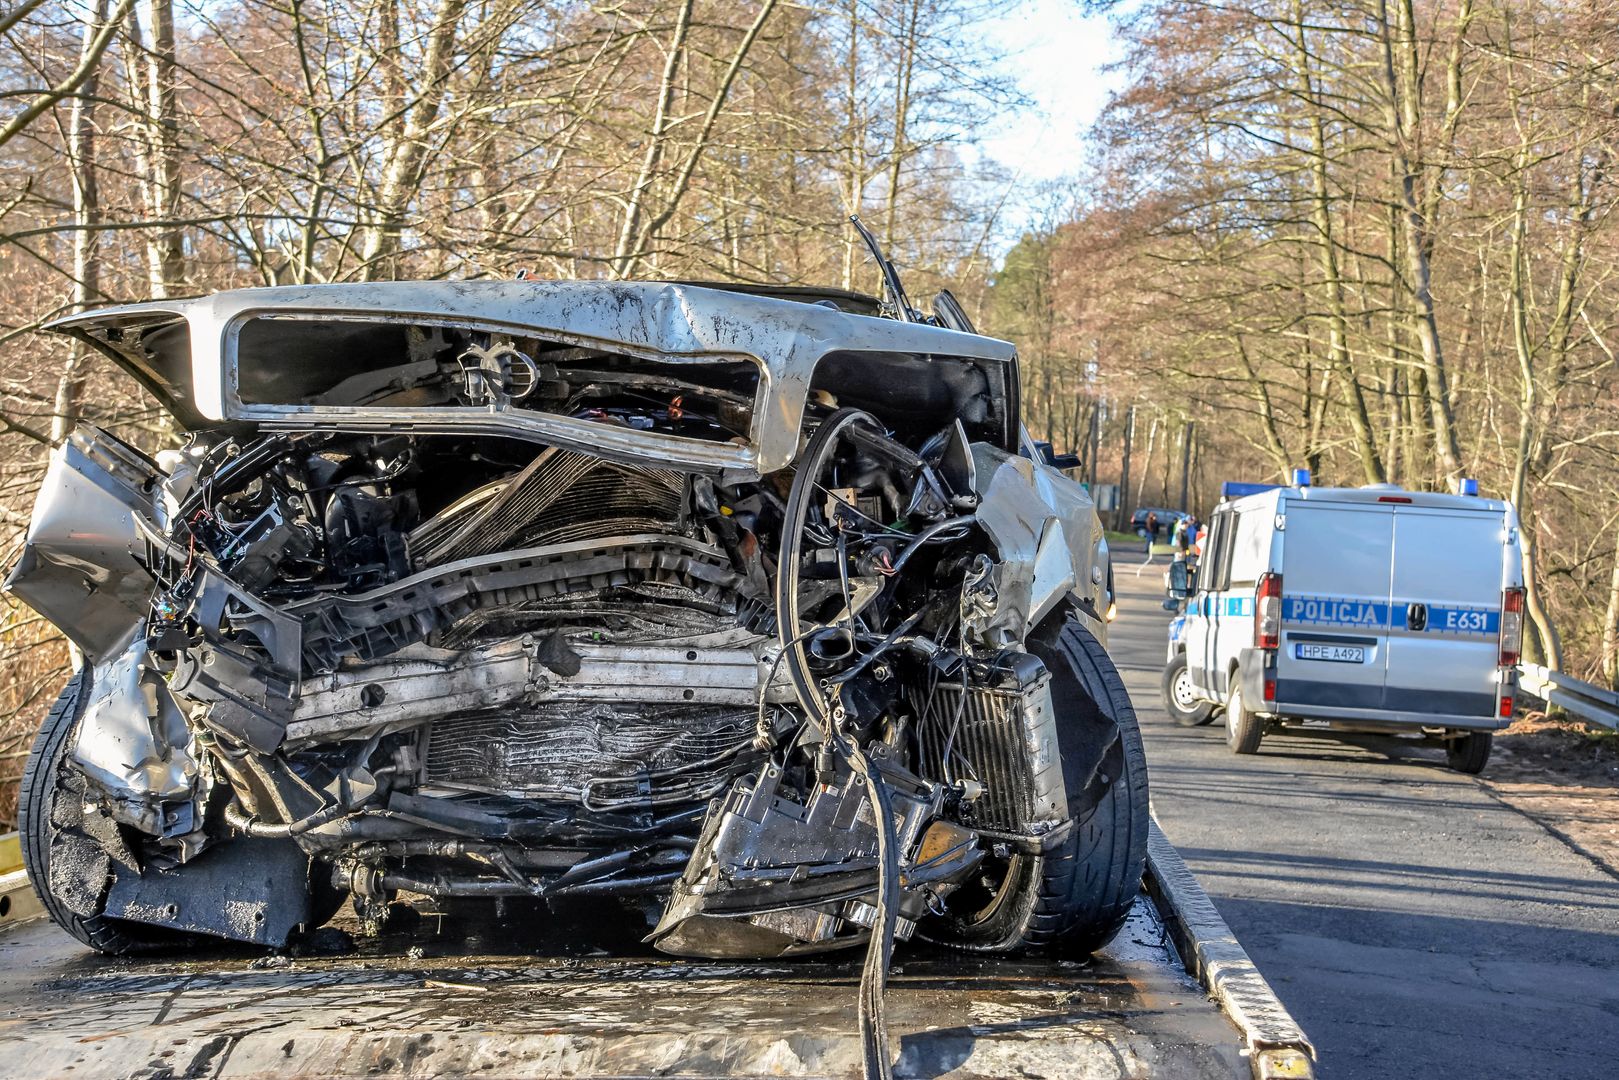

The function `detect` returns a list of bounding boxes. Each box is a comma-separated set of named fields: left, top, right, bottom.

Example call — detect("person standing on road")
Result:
left=1146, top=510, right=1160, bottom=548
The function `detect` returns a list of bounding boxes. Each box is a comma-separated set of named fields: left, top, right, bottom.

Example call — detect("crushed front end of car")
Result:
left=10, top=279, right=1145, bottom=968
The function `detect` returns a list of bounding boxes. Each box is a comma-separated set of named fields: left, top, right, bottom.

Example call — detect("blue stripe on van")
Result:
left=1192, top=595, right=1252, bottom=617
left=1280, top=595, right=1499, bottom=636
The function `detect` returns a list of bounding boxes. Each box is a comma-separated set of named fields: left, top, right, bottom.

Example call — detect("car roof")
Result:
left=1225, top=484, right=1510, bottom=515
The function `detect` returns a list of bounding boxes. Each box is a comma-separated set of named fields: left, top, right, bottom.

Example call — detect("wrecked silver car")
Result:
left=11, top=275, right=1146, bottom=966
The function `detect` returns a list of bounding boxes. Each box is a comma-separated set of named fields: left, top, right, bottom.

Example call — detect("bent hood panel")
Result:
left=46, top=281, right=1017, bottom=475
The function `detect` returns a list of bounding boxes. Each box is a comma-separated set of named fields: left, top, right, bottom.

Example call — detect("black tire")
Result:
left=19, top=669, right=199, bottom=955
left=929, top=616, right=1149, bottom=954
left=1224, top=683, right=1264, bottom=755
left=1160, top=653, right=1214, bottom=727
left=1446, top=731, right=1492, bottom=774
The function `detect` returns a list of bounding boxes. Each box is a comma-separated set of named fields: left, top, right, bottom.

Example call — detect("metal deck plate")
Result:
left=0, top=896, right=1247, bottom=1079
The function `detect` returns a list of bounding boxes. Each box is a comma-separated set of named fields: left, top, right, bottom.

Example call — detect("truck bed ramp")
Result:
left=0, top=821, right=1312, bottom=1079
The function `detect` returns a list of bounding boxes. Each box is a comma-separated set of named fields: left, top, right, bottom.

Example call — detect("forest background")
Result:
left=0, top=0, right=1614, bottom=825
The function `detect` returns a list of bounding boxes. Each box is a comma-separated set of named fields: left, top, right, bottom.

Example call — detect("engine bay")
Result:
left=9, top=269, right=1132, bottom=975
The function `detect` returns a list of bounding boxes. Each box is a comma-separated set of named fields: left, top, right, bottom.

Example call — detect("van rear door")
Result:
left=1278, top=502, right=1393, bottom=711
left=1385, top=506, right=1504, bottom=718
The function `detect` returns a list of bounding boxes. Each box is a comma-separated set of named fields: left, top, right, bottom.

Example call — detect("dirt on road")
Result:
left=1486, top=713, right=1619, bottom=878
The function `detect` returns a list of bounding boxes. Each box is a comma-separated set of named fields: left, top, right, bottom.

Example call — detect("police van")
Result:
left=1159, top=479, right=1525, bottom=773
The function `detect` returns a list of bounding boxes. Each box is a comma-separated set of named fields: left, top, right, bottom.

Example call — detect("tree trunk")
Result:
left=617, top=0, right=779, bottom=278
left=51, top=0, right=113, bottom=444
left=1376, top=0, right=1465, bottom=487
left=1135, top=415, right=1158, bottom=510
left=1086, top=403, right=1100, bottom=490
left=840, top=0, right=864, bottom=290
left=0, top=0, right=129, bottom=152
left=882, top=0, right=920, bottom=250
left=1604, top=528, right=1619, bottom=687
left=1289, top=0, right=1384, bottom=483
left=1116, top=405, right=1134, bottom=531
left=1177, top=420, right=1193, bottom=511
left=138, top=0, right=185, bottom=296
left=1234, top=333, right=1292, bottom=478
left=1161, top=421, right=1178, bottom=506
left=358, top=0, right=471, bottom=280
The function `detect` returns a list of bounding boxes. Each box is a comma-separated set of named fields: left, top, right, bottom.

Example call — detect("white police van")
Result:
left=1159, top=478, right=1525, bottom=773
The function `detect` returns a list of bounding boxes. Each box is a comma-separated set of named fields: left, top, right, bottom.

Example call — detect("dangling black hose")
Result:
left=778, top=408, right=910, bottom=1080
left=777, top=407, right=885, bottom=733
left=847, top=736, right=900, bottom=1080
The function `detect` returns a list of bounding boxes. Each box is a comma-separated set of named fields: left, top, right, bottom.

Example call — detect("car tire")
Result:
left=1224, top=684, right=1264, bottom=755
left=1160, top=653, right=1214, bottom=727
left=19, top=669, right=201, bottom=955
left=1445, top=731, right=1492, bottom=774
left=926, top=616, right=1149, bottom=955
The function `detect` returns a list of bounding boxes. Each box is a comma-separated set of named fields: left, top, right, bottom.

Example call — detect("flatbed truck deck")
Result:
left=0, top=823, right=1312, bottom=1080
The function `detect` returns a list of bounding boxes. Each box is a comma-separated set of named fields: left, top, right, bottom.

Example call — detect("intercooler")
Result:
left=913, top=681, right=1044, bottom=833
left=422, top=702, right=757, bottom=807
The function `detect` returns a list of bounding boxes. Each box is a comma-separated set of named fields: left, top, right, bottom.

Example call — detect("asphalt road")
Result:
left=1111, top=553, right=1619, bottom=1079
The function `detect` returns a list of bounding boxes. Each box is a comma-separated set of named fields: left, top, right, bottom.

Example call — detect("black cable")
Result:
left=779, top=410, right=912, bottom=1080
left=882, top=514, right=976, bottom=577
left=777, top=408, right=885, bottom=732
left=846, top=737, right=899, bottom=1080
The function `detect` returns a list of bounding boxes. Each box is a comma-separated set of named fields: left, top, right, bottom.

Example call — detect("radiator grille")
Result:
left=423, top=702, right=755, bottom=806
left=913, top=683, right=1036, bottom=832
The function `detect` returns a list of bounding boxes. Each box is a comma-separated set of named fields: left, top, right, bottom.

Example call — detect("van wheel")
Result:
left=1445, top=731, right=1492, bottom=774
left=1160, top=654, right=1214, bottom=727
left=1224, top=685, right=1264, bottom=755
left=925, top=617, right=1149, bottom=955
left=19, top=670, right=201, bottom=955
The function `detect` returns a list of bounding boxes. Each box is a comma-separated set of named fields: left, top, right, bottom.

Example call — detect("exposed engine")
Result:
left=10, top=269, right=1138, bottom=985
left=9, top=279, right=1147, bottom=1080
left=23, top=392, right=1109, bottom=957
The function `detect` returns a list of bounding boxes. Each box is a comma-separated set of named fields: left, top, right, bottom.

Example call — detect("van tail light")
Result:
left=1499, top=587, right=1525, bottom=667
left=1255, top=572, right=1282, bottom=651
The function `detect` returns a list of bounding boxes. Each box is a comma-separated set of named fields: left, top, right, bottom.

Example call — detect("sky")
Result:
left=970, top=0, right=1127, bottom=247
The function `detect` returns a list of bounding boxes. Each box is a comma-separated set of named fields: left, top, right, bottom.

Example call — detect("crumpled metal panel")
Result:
left=4, top=431, right=168, bottom=660
left=284, top=635, right=767, bottom=746
left=74, top=639, right=198, bottom=822
left=45, top=281, right=1019, bottom=477
left=969, top=442, right=1106, bottom=641
left=103, top=836, right=314, bottom=947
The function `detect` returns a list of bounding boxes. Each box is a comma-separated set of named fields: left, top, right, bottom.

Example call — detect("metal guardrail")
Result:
left=1517, top=663, right=1619, bottom=730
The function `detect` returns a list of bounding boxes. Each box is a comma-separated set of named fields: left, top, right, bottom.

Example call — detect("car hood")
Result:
left=46, top=280, right=1016, bottom=476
